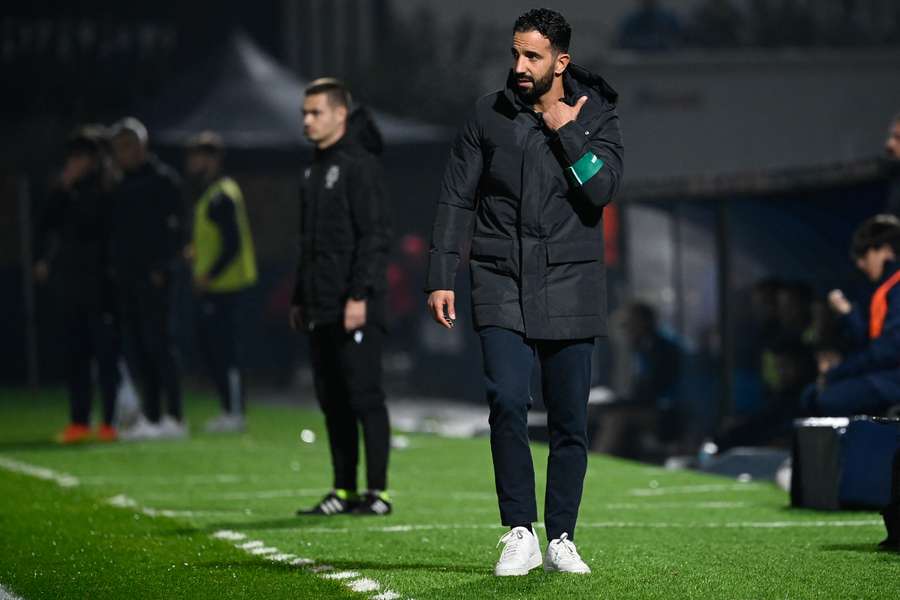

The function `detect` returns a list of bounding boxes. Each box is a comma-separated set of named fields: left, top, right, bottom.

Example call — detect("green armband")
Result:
left=567, top=152, right=604, bottom=186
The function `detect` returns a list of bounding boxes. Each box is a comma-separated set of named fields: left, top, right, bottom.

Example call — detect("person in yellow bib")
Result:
left=185, top=131, right=258, bottom=433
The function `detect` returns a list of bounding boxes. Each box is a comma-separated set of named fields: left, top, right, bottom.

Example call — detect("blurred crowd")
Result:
left=617, top=0, right=900, bottom=51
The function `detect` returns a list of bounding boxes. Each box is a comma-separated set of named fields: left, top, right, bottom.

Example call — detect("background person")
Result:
left=109, top=117, right=187, bottom=440
left=290, top=79, right=393, bottom=516
left=185, top=131, right=258, bottom=433
left=35, top=127, right=120, bottom=443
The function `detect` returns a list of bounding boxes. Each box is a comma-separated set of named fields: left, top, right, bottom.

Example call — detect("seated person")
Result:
left=595, top=302, right=681, bottom=458
left=803, top=215, right=900, bottom=416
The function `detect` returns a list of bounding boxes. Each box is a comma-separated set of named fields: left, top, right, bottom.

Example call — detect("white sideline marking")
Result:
left=323, top=571, right=359, bottom=580
left=628, top=483, right=764, bottom=496
left=212, top=530, right=246, bottom=541
left=214, top=530, right=406, bottom=600
left=0, top=584, right=25, bottom=600
left=0, top=456, right=79, bottom=488
left=349, top=578, right=381, bottom=593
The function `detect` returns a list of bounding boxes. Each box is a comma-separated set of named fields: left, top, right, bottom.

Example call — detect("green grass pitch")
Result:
left=0, top=388, right=898, bottom=599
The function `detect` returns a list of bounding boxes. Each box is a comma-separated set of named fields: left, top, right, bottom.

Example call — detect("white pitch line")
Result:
left=217, top=531, right=406, bottom=600
left=0, top=584, right=25, bottom=600
left=628, top=483, right=765, bottom=496
left=0, top=456, right=79, bottom=488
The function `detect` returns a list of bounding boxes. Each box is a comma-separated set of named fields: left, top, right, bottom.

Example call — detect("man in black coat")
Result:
left=290, top=79, right=393, bottom=516
left=425, top=9, right=623, bottom=576
left=109, top=117, right=186, bottom=440
left=35, top=127, right=120, bottom=443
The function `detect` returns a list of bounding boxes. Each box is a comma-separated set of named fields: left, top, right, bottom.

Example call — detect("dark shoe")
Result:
left=353, top=491, right=392, bottom=516
left=296, top=490, right=358, bottom=516
left=880, top=505, right=900, bottom=550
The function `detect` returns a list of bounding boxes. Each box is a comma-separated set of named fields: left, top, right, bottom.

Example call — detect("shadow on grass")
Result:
left=170, top=515, right=421, bottom=537
left=821, top=542, right=899, bottom=555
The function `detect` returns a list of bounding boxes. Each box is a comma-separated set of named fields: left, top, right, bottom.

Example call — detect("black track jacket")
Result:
left=425, top=65, right=624, bottom=339
left=292, top=109, right=392, bottom=328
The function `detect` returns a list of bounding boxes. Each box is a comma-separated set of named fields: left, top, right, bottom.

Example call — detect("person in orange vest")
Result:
left=806, top=214, right=900, bottom=416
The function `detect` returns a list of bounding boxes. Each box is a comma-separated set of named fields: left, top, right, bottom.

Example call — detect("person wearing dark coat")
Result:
left=425, top=9, right=623, bottom=576
left=804, top=215, right=900, bottom=416
left=109, top=117, right=186, bottom=440
left=290, top=79, right=393, bottom=517
left=884, top=112, right=900, bottom=218
left=35, top=128, right=120, bottom=443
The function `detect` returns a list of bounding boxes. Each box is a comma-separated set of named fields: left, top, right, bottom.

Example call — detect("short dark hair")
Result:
left=851, top=214, right=900, bottom=259
left=185, top=130, right=225, bottom=158
left=305, top=77, right=352, bottom=109
left=513, top=8, right=572, bottom=53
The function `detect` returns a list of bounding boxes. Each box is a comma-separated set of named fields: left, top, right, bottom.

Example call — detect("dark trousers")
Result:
left=801, top=371, right=900, bottom=417
left=479, top=326, right=595, bottom=541
left=309, top=322, right=390, bottom=492
left=118, top=280, right=182, bottom=422
left=62, top=302, right=119, bottom=426
left=197, top=291, right=244, bottom=414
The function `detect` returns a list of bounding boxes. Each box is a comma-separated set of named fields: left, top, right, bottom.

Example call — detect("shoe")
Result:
left=297, top=490, right=359, bottom=516
left=353, top=491, right=392, bottom=516
left=57, top=423, right=92, bottom=444
left=156, top=415, right=189, bottom=439
left=95, top=424, right=118, bottom=442
left=494, top=526, right=542, bottom=576
left=544, top=533, right=591, bottom=574
left=119, top=415, right=162, bottom=441
left=880, top=505, right=900, bottom=550
left=204, top=413, right=246, bottom=433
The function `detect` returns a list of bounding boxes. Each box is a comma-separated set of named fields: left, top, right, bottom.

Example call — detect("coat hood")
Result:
left=345, top=106, right=384, bottom=156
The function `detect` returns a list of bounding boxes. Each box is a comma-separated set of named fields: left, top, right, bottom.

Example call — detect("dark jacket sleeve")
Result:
left=839, top=305, right=868, bottom=350
left=205, top=193, right=240, bottom=279
left=553, top=100, right=624, bottom=209
left=424, top=113, right=483, bottom=292
left=291, top=182, right=307, bottom=306
left=35, top=188, right=66, bottom=263
left=346, top=155, right=391, bottom=299
left=827, top=287, right=900, bottom=382
left=155, top=171, right=186, bottom=275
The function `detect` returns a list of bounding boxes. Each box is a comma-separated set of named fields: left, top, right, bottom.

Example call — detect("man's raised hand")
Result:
left=543, top=95, right=588, bottom=131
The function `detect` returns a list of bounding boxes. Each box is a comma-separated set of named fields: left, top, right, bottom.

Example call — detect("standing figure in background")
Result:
left=35, top=127, right=120, bottom=443
left=185, top=131, right=258, bottom=433
left=290, top=79, right=393, bottom=516
left=109, top=117, right=187, bottom=440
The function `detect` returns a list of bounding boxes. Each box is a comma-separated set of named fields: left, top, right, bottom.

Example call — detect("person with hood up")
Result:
left=290, top=78, right=393, bottom=517
left=425, top=8, right=623, bottom=577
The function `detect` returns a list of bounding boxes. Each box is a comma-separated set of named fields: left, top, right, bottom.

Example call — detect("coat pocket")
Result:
left=545, top=240, right=604, bottom=317
left=469, top=236, right=518, bottom=307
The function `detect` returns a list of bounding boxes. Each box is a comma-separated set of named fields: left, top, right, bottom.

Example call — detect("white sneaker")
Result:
left=204, top=414, right=246, bottom=433
left=494, top=527, right=542, bottom=576
left=544, top=533, right=591, bottom=574
left=156, top=415, right=189, bottom=439
left=118, top=415, right=162, bottom=441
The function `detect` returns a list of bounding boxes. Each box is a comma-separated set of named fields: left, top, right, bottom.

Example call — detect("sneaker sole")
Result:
left=543, top=563, right=592, bottom=574
left=495, top=552, right=542, bottom=576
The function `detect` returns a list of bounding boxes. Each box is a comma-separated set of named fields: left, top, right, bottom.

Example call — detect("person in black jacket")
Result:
left=35, top=127, right=120, bottom=444
left=425, top=9, right=623, bottom=576
left=290, top=79, right=393, bottom=516
left=109, top=117, right=187, bottom=440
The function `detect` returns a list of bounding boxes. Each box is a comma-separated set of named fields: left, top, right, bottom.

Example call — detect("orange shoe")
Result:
left=96, top=424, right=118, bottom=442
left=57, top=423, right=92, bottom=444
